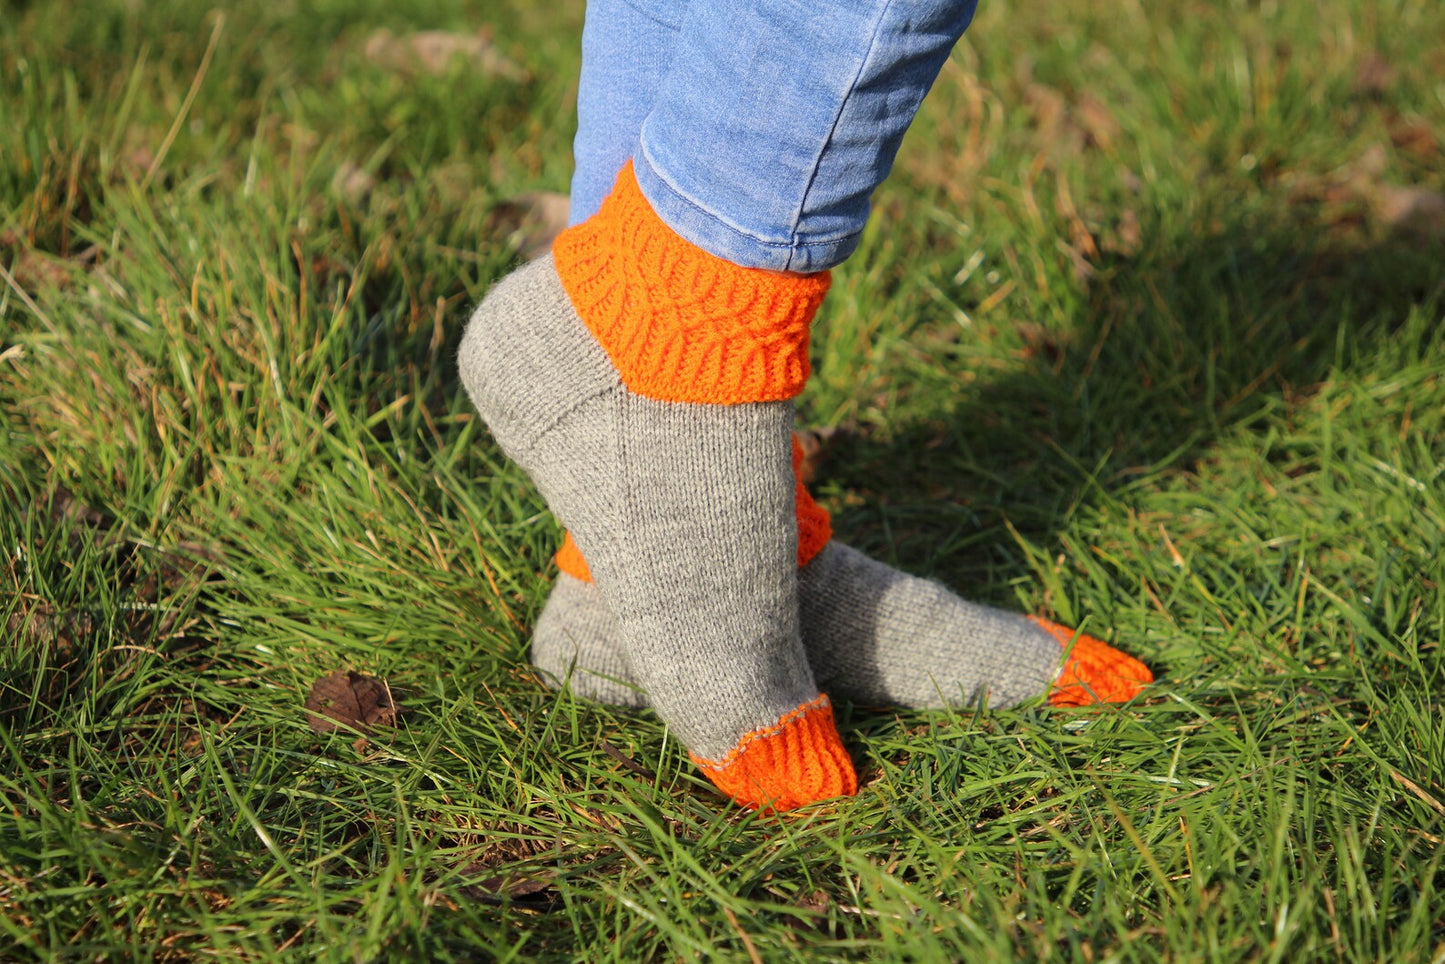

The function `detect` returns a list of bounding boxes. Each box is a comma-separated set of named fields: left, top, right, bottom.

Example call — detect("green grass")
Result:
left=2, top=0, right=1443, bottom=959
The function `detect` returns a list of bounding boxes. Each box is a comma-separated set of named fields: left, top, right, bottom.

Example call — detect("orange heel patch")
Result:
left=1031, top=617, right=1153, bottom=707
left=691, top=695, right=857, bottom=812
left=554, top=530, right=592, bottom=582
left=792, top=435, right=832, bottom=568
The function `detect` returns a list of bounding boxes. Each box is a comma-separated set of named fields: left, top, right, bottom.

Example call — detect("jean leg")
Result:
left=634, top=0, right=979, bottom=272
left=570, top=0, right=686, bottom=225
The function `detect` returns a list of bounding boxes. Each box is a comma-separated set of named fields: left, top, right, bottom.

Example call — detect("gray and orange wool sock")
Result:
left=459, top=163, right=855, bottom=812
left=534, top=438, right=1154, bottom=712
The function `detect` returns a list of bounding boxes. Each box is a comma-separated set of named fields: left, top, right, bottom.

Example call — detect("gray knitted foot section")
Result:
left=460, top=256, right=819, bottom=760
left=533, top=541, right=1064, bottom=710
left=534, top=572, right=646, bottom=708
left=800, top=542, right=1062, bottom=706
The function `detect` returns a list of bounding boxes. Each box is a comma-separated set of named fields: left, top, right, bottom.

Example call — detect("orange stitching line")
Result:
left=691, top=693, right=833, bottom=772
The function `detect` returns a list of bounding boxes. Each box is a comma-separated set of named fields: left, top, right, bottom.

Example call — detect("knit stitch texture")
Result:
left=553, top=162, right=831, bottom=404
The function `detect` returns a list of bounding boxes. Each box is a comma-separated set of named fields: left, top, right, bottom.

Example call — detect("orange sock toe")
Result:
left=691, top=695, right=857, bottom=812
left=1030, top=617, right=1153, bottom=707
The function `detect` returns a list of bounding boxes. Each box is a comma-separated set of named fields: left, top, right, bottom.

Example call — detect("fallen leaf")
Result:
left=362, top=29, right=523, bottom=80
left=460, top=867, right=558, bottom=906
left=305, top=670, right=399, bottom=735
left=787, top=888, right=833, bottom=932
left=1288, top=144, right=1445, bottom=240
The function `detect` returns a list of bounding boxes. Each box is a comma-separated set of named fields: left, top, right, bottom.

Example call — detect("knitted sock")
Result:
left=459, top=163, right=855, bottom=812
left=534, top=440, right=1152, bottom=710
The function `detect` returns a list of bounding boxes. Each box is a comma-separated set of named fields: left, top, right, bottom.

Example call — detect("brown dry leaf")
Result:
left=362, top=29, right=523, bottom=80
left=459, top=867, right=558, bottom=906
left=795, top=889, right=831, bottom=917
left=783, top=888, right=835, bottom=934
left=1349, top=143, right=1391, bottom=181
left=1292, top=144, right=1445, bottom=240
left=452, top=826, right=560, bottom=907
left=491, top=191, right=570, bottom=260
left=305, top=670, right=399, bottom=735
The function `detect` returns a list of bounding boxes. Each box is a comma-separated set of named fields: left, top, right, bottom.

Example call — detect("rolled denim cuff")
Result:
left=633, top=150, right=865, bottom=273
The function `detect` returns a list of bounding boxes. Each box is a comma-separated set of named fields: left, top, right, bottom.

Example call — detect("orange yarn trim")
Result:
left=792, top=435, right=832, bottom=568
left=552, top=162, right=831, bottom=404
left=554, top=530, right=591, bottom=582
left=554, top=435, right=833, bottom=580
left=690, top=694, right=857, bottom=812
left=1031, top=617, right=1153, bottom=706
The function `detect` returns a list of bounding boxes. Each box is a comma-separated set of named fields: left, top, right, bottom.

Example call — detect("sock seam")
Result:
left=636, top=142, right=866, bottom=260
left=507, top=382, right=619, bottom=462
left=692, top=693, right=832, bottom=772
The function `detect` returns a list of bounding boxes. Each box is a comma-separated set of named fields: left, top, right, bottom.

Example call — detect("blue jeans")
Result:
left=570, top=0, right=979, bottom=272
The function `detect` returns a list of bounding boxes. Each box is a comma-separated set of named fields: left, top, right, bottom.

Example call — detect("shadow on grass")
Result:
left=817, top=209, right=1444, bottom=591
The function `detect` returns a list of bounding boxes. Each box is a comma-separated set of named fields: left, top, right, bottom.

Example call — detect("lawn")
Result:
left=2, top=0, right=1443, bottom=960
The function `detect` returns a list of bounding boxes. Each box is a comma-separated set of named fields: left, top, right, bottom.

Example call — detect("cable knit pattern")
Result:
left=554, top=432, right=833, bottom=581
left=690, top=695, right=857, bottom=812
left=552, top=162, right=831, bottom=404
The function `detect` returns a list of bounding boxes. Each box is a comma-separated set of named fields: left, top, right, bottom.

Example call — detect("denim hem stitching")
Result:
left=635, top=148, right=864, bottom=262
left=617, top=0, right=681, bottom=32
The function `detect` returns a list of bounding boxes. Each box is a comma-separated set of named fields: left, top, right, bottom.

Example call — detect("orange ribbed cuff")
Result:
left=690, top=694, right=857, bottom=812
left=552, top=162, right=830, bottom=404
left=1031, top=617, right=1153, bottom=706
left=554, top=435, right=833, bottom=582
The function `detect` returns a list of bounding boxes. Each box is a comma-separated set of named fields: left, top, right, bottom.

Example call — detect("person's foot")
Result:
left=460, top=164, right=855, bottom=811
left=534, top=439, right=1153, bottom=712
